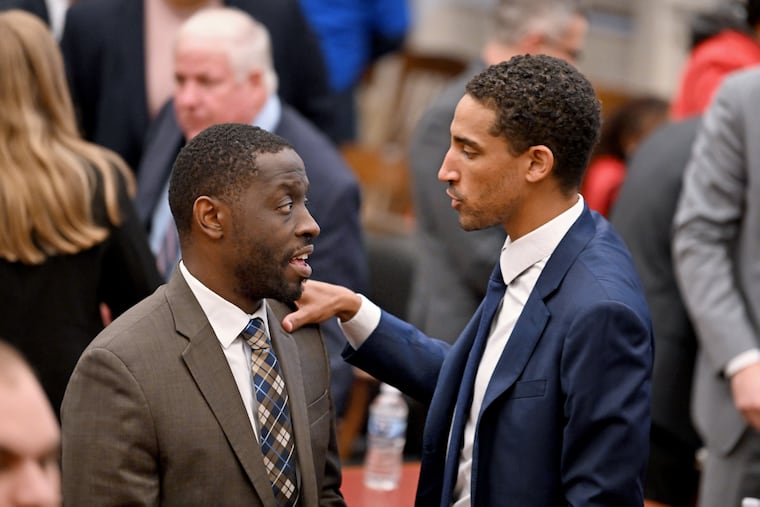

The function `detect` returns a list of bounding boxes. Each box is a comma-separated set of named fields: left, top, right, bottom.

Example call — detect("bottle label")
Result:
left=368, top=413, right=407, bottom=439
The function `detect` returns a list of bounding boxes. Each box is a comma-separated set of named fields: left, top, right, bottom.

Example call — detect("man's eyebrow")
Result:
left=452, top=135, right=480, bottom=150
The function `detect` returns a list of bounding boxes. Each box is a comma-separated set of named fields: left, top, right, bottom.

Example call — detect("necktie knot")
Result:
left=243, top=318, right=269, bottom=350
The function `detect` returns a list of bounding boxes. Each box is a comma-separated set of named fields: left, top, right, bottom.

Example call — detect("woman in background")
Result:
left=581, top=95, right=669, bottom=217
left=0, top=10, right=161, bottom=414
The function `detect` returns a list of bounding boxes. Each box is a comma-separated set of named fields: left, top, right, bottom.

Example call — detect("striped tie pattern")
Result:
left=242, top=318, right=298, bottom=506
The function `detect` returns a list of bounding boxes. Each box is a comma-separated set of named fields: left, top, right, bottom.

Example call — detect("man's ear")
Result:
left=524, top=145, right=555, bottom=183
left=192, top=196, right=227, bottom=240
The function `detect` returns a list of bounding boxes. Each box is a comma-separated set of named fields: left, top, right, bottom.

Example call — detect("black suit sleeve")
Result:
left=247, top=0, right=337, bottom=142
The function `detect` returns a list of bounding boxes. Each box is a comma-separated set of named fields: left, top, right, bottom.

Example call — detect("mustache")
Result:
left=447, top=185, right=464, bottom=201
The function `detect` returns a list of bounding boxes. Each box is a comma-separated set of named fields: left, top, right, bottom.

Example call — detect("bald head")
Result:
left=176, top=7, right=277, bottom=94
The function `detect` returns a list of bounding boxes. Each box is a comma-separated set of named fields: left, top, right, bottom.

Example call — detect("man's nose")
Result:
left=438, top=147, right=458, bottom=183
left=296, top=207, right=320, bottom=239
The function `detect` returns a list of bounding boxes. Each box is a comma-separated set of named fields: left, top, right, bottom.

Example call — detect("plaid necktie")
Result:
left=242, top=318, right=299, bottom=506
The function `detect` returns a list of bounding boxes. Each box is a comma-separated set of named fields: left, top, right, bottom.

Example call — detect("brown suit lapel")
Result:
left=165, top=272, right=277, bottom=505
left=266, top=300, right=319, bottom=505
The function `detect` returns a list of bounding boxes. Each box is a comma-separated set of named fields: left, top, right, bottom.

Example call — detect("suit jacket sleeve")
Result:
left=561, top=301, right=652, bottom=506
left=343, top=311, right=450, bottom=403
left=62, top=347, right=160, bottom=506
left=672, top=73, right=758, bottom=372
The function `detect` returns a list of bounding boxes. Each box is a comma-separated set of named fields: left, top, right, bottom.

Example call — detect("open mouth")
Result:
left=289, top=246, right=314, bottom=279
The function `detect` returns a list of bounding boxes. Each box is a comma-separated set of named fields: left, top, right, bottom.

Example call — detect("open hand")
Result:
left=281, top=280, right=362, bottom=332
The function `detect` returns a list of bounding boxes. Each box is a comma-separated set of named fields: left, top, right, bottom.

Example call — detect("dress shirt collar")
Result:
left=253, top=95, right=281, bottom=133
left=500, top=195, right=585, bottom=285
left=179, top=261, right=268, bottom=349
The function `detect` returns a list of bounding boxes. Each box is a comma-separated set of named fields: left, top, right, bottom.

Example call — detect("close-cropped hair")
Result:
left=0, top=10, right=134, bottom=265
left=466, top=54, right=601, bottom=192
left=177, top=7, right=278, bottom=95
left=491, top=0, right=584, bottom=46
left=168, top=123, right=293, bottom=236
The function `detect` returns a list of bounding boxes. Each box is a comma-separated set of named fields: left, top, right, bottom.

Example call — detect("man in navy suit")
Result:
left=136, top=7, right=368, bottom=417
left=283, top=54, right=653, bottom=506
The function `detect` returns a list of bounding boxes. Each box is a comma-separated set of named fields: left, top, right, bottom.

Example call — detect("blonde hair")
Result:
left=0, top=10, right=134, bottom=265
left=177, top=7, right=279, bottom=95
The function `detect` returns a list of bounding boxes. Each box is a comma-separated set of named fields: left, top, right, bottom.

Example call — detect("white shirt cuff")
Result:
left=337, top=294, right=381, bottom=350
left=725, top=349, right=760, bottom=377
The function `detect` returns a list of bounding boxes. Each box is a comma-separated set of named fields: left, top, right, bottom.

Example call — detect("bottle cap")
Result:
left=742, top=498, right=760, bottom=507
left=380, top=383, right=402, bottom=395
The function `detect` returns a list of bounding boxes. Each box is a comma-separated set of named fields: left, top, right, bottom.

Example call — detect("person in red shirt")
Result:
left=671, top=0, right=760, bottom=119
left=581, top=96, right=668, bottom=217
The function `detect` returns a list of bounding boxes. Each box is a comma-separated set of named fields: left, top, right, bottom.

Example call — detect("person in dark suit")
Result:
left=135, top=7, right=368, bottom=416
left=0, top=10, right=161, bottom=415
left=0, top=0, right=47, bottom=23
left=283, top=55, right=654, bottom=506
left=62, top=123, right=346, bottom=506
left=407, top=0, right=588, bottom=344
left=610, top=119, right=703, bottom=507
left=59, top=0, right=335, bottom=171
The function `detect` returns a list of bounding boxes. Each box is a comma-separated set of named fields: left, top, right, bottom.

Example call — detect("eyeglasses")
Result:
left=542, top=37, right=584, bottom=63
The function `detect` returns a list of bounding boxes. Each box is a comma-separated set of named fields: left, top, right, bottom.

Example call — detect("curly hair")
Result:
left=465, top=54, right=601, bottom=193
left=168, top=123, right=293, bottom=236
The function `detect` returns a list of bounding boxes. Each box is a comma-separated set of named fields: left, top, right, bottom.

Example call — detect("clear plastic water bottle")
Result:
left=363, top=383, right=408, bottom=490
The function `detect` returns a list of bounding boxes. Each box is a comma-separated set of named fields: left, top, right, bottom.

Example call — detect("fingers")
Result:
left=281, top=310, right=304, bottom=333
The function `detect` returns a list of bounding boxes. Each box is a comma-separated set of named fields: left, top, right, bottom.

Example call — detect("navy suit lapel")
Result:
left=480, top=207, right=596, bottom=413
left=439, top=265, right=506, bottom=506
left=415, top=306, right=479, bottom=506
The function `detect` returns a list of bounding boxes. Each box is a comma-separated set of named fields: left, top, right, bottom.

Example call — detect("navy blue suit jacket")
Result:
left=136, top=101, right=369, bottom=413
left=60, top=0, right=334, bottom=171
left=345, top=208, right=653, bottom=506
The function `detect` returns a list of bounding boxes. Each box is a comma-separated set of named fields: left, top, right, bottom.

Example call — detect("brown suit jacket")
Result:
left=61, top=270, right=344, bottom=506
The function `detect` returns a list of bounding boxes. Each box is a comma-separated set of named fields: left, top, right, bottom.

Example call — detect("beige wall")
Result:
left=408, top=0, right=724, bottom=100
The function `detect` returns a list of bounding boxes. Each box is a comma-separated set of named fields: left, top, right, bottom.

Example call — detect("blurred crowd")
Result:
left=3, top=0, right=760, bottom=506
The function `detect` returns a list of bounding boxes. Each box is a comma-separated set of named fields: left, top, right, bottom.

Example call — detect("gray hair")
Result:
left=177, top=7, right=278, bottom=95
left=492, top=0, right=585, bottom=45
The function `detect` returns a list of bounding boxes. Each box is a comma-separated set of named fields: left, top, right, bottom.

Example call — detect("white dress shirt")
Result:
left=179, top=261, right=267, bottom=437
left=341, top=196, right=585, bottom=506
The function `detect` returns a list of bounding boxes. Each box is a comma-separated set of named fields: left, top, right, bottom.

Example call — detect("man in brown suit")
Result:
left=61, top=123, right=345, bottom=506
